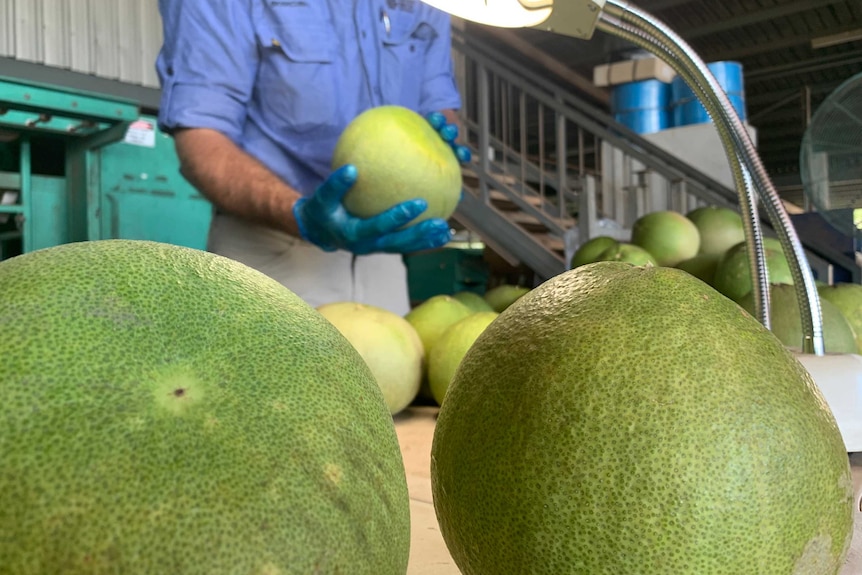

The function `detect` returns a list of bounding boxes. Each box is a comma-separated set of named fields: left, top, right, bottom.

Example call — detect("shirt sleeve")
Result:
left=418, top=10, right=463, bottom=115
left=155, top=0, right=258, bottom=142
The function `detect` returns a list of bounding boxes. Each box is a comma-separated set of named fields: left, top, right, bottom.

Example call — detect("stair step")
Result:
left=505, top=210, right=549, bottom=233
left=488, top=190, right=544, bottom=210
left=462, top=168, right=518, bottom=189
left=535, top=234, right=565, bottom=254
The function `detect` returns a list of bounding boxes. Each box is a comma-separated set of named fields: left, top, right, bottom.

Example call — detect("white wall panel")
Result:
left=1, top=0, right=163, bottom=88
left=0, top=1, right=15, bottom=57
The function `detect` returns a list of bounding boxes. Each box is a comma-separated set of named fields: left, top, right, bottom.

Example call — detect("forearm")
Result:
left=173, top=128, right=302, bottom=237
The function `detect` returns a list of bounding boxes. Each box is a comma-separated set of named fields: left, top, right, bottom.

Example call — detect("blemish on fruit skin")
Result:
left=324, top=463, right=344, bottom=487
left=791, top=534, right=835, bottom=575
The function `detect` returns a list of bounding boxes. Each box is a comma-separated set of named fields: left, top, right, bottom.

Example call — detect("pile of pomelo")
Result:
left=571, top=206, right=862, bottom=355
left=0, top=237, right=855, bottom=575
left=0, top=102, right=856, bottom=575
left=318, top=283, right=531, bottom=411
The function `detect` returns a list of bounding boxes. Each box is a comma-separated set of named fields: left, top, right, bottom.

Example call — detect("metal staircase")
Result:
left=448, top=28, right=856, bottom=283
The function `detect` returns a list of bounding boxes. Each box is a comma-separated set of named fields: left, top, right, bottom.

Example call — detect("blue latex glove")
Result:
left=426, top=112, right=472, bottom=164
left=293, top=164, right=452, bottom=255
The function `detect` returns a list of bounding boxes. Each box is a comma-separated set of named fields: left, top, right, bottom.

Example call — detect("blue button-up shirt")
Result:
left=156, top=0, right=462, bottom=197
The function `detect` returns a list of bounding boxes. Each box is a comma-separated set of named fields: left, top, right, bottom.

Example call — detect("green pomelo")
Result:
left=432, top=262, right=853, bottom=575
left=333, top=105, right=462, bottom=224
left=317, top=301, right=424, bottom=415
left=570, top=236, right=619, bottom=269
left=818, top=282, right=862, bottom=354
left=452, top=290, right=495, bottom=313
left=738, top=283, right=858, bottom=354
left=685, top=205, right=745, bottom=256
left=0, top=240, right=410, bottom=575
left=405, top=295, right=474, bottom=403
left=405, top=295, right=474, bottom=355
left=483, top=284, right=531, bottom=313
left=630, top=210, right=701, bottom=266
left=595, top=242, right=657, bottom=267
left=674, top=252, right=720, bottom=285
left=713, top=237, right=793, bottom=302
left=428, top=311, right=499, bottom=405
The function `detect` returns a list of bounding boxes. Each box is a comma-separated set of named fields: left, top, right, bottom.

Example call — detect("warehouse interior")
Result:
left=1, top=2, right=862, bottom=573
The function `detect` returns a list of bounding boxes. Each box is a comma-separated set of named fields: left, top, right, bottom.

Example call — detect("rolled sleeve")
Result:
left=155, top=0, right=258, bottom=142
left=419, top=11, right=463, bottom=115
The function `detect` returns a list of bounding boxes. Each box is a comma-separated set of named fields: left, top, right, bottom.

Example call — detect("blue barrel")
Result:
left=670, top=61, right=746, bottom=127
left=610, top=79, right=671, bottom=134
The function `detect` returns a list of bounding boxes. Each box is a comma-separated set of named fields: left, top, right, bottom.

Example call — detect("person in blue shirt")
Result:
left=155, top=0, right=470, bottom=315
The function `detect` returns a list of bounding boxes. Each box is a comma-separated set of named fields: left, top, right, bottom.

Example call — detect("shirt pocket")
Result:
left=254, top=10, right=338, bottom=134
left=381, top=12, right=437, bottom=110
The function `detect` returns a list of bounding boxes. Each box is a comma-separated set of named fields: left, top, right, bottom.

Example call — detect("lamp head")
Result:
left=420, top=0, right=606, bottom=40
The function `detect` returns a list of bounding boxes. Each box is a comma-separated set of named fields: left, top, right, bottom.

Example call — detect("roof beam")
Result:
left=643, top=0, right=696, bottom=11
left=697, top=23, right=862, bottom=61
left=746, top=51, right=862, bottom=82
left=481, top=27, right=610, bottom=106
left=684, top=0, right=846, bottom=40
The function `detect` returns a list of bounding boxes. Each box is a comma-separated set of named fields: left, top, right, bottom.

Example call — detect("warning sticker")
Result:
left=124, top=119, right=157, bottom=148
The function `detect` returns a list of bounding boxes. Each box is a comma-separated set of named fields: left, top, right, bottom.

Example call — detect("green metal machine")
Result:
left=0, top=76, right=212, bottom=260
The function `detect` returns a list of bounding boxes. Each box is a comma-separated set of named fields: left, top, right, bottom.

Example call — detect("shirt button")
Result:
left=271, top=38, right=281, bottom=47
left=361, top=30, right=367, bottom=39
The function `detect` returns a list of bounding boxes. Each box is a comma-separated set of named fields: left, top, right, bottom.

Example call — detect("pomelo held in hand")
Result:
left=432, top=261, right=853, bottom=575
left=0, top=240, right=410, bottom=575
left=332, top=105, right=463, bottom=223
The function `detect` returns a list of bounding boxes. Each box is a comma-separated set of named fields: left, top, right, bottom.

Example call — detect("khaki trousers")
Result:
left=207, top=214, right=411, bottom=316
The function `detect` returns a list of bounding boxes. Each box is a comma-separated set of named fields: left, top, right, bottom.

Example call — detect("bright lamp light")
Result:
left=419, top=0, right=606, bottom=39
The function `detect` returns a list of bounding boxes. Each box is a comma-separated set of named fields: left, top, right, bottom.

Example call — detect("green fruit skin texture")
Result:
left=432, top=262, right=853, bottom=575
left=595, top=243, right=657, bottom=267
left=686, top=206, right=745, bottom=256
left=713, top=238, right=793, bottom=302
left=738, top=283, right=858, bottom=354
left=333, top=105, right=462, bottom=224
left=818, top=282, right=862, bottom=354
left=483, top=285, right=530, bottom=313
left=675, top=253, right=720, bottom=286
left=570, top=236, right=619, bottom=269
left=0, top=240, right=410, bottom=575
left=630, top=211, right=700, bottom=266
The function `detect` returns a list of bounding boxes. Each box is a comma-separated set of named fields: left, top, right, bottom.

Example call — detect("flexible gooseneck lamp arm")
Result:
left=422, top=0, right=825, bottom=355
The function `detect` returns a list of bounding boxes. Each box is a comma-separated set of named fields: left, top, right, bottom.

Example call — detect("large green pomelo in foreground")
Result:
left=431, top=262, right=853, bottom=575
left=333, top=105, right=462, bottom=223
left=0, top=240, right=410, bottom=575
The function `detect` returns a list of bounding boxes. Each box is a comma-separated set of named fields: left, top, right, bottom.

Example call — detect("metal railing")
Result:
left=451, top=28, right=745, bottom=279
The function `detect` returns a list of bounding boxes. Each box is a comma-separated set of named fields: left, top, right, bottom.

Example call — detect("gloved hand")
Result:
left=293, top=164, right=452, bottom=255
left=426, top=111, right=472, bottom=164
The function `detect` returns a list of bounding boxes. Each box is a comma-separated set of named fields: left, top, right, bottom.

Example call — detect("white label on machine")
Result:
left=124, top=119, right=157, bottom=148
left=0, top=190, right=17, bottom=224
